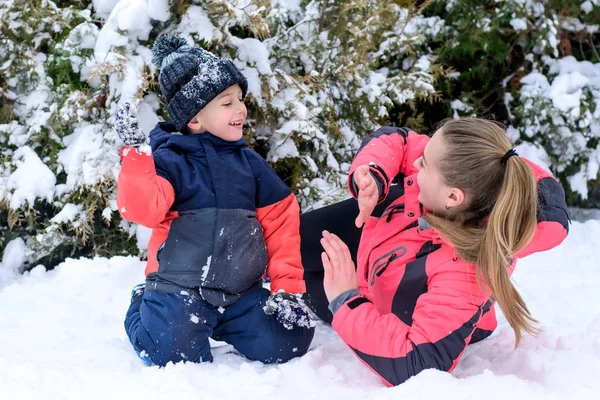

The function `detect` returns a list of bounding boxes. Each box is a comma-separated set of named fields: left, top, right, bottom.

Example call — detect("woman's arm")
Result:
left=348, top=127, right=429, bottom=201
left=514, top=158, right=570, bottom=258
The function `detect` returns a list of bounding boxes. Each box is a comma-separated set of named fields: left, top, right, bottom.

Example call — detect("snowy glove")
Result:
left=114, top=102, right=147, bottom=147
left=264, top=292, right=316, bottom=330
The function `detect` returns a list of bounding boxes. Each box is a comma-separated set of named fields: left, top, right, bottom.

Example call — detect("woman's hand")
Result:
left=321, top=230, right=358, bottom=303
left=353, top=165, right=378, bottom=228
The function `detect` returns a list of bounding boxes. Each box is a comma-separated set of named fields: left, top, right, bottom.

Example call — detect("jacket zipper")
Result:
left=369, top=252, right=401, bottom=285
left=376, top=253, right=398, bottom=277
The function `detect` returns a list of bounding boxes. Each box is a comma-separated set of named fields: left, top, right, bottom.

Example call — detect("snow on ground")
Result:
left=0, top=220, right=599, bottom=400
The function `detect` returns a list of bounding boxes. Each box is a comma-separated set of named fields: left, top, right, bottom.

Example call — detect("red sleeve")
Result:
left=514, top=158, right=570, bottom=258
left=348, top=127, right=429, bottom=201
left=116, top=146, right=175, bottom=228
left=257, top=193, right=305, bottom=294
left=332, top=257, right=488, bottom=386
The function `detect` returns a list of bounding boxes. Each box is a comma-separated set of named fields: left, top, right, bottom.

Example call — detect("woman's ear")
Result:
left=446, top=187, right=466, bottom=209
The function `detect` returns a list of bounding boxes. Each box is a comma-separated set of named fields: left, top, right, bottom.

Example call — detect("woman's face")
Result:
left=413, top=129, right=464, bottom=213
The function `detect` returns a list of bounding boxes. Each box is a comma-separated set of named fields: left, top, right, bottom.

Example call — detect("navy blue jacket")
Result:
left=117, top=122, right=305, bottom=306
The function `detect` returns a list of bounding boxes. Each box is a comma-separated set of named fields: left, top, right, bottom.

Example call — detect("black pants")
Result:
left=300, top=185, right=404, bottom=324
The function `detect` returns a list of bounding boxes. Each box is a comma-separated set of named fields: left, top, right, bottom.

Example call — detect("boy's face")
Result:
left=187, top=84, right=246, bottom=141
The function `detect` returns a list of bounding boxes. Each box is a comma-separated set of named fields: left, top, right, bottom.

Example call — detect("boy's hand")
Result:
left=264, top=292, right=316, bottom=330
left=114, top=102, right=147, bottom=147
left=353, top=165, right=378, bottom=228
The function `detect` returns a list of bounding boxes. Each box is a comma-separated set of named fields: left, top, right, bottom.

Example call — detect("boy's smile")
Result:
left=229, top=119, right=244, bottom=129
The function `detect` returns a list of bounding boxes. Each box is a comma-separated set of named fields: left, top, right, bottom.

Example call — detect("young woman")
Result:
left=300, top=118, right=570, bottom=386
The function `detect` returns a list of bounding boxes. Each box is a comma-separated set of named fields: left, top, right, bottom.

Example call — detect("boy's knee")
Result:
left=278, top=326, right=315, bottom=362
left=249, top=325, right=315, bottom=364
left=124, top=291, right=216, bottom=366
left=153, top=335, right=213, bottom=366
left=131, top=320, right=214, bottom=366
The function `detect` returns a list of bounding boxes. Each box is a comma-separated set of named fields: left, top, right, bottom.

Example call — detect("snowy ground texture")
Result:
left=1, top=220, right=599, bottom=400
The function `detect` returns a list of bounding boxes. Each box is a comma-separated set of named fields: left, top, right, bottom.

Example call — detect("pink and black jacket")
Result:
left=330, top=127, right=570, bottom=386
left=117, top=122, right=305, bottom=307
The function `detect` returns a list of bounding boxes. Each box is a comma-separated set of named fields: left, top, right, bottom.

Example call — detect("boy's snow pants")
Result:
left=125, top=286, right=315, bottom=366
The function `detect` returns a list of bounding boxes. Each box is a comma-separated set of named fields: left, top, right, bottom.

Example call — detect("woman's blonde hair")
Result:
left=423, top=118, right=539, bottom=346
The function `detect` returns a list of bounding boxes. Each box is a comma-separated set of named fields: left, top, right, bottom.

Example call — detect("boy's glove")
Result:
left=114, top=102, right=147, bottom=147
left=264, top=292, right=316, bottom=330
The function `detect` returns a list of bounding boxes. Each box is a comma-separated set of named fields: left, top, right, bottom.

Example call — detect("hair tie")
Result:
left=501, top=148, right=518, bottom=165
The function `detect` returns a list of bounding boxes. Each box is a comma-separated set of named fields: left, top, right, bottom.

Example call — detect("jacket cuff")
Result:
left=349, top=170, right=385, bottom=201
left=269, top=276, right=306, bottom=295
left=120, top=144, right=152, bottom=160
left=328, top=288, right=361, bottom=315
left=370, top=170, right=385, bottom=201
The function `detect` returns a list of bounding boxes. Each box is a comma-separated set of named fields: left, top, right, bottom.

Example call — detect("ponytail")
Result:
left=476, top=156, right=538, bottom=345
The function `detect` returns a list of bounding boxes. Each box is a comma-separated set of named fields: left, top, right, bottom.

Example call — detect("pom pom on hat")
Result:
left=152, top=34, right=190, bottom=69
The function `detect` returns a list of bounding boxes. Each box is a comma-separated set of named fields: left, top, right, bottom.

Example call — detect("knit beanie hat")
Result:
left=151, top=34, right=248, bottom=131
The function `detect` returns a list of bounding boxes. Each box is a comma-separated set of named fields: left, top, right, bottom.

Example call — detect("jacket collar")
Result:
left=149, top=122, right=248, bottom=153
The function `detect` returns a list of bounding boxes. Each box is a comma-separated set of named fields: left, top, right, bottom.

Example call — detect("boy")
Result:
left=114, top=34, right=315, bottom=367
